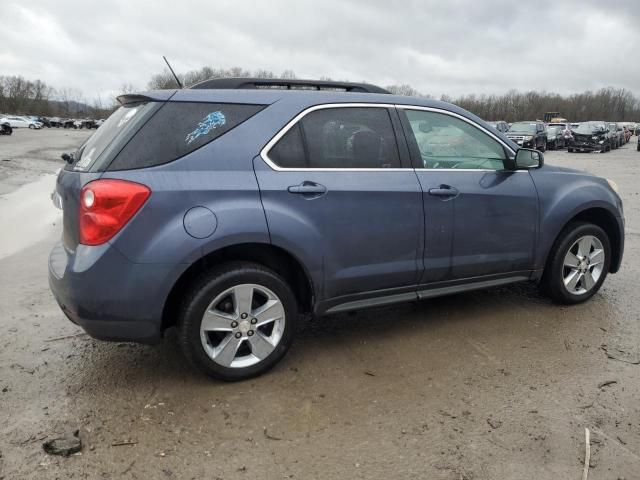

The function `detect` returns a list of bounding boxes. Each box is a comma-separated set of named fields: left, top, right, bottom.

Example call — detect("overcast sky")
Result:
left=1, top=0, right=639, bottom=103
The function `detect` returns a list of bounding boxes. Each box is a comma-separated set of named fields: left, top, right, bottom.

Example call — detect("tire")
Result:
left=178, top=262, right=299, bottom=381
left=29, top=124, right=34, bottom=129
left=568, top=148, right=574, bottom=153
left=540, top=222, right=611, bottom=305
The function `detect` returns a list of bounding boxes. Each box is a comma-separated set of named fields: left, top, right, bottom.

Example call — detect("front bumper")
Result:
left=569, top=140, right=603, bottom=151
left=507, top=138, right=536, bottom=148
left=48, top=241, right=180, bottom=343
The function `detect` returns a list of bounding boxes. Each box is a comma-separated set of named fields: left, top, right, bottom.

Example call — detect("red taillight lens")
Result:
left=79, top=179, right=151, bottom=246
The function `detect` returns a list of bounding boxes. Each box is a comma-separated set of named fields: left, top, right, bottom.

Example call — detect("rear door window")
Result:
left=107, top=102, right=265, bottom=171
left=267, top=107, right=401, bottom=169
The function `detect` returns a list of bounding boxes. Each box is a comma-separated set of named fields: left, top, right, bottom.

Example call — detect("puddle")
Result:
left=0, top=174, right=60, bottom=260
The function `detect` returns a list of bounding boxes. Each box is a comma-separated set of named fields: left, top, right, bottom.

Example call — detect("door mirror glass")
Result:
left=515, top=148, right=543, bottom=169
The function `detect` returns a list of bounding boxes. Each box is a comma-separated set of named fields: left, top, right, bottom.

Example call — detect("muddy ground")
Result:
left=1, top=128, right=639, bottom=479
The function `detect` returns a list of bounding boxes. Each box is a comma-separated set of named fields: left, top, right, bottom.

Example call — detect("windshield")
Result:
left=575, top=122, right=606, bottom=134
left=508, top=122, right=537, bottom=133
left=72, top=102, right=159, bottom=171
left=547, top=126, right=560, bottom=134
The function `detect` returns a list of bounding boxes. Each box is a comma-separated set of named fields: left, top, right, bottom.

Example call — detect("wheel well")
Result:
left=564, top=208, right=622, bottom=273
left=161, top=243, right=314, bottom=332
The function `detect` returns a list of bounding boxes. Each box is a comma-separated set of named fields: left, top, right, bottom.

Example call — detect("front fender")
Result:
left=530, top=168, right=623, bottom=271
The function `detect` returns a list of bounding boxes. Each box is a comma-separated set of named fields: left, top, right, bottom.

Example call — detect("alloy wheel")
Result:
left=562, top=235, right=605, bottom=295
left=199, top=284, right=286, bottom=368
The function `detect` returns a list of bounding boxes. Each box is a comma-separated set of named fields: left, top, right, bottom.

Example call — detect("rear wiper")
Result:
left=61, top=153, right=75, bottom=164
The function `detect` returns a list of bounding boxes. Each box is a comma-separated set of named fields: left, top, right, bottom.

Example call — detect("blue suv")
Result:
left=49, top=78, right=625, bottom=380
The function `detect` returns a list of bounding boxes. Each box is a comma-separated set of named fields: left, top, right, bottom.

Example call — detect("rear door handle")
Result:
left=287, top=182, right=327, bottom=195
left=428, top=185, right=459, bottom=198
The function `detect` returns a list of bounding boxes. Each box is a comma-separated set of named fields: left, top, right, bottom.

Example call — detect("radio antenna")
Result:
left=163, top=56, right=183, bottom=88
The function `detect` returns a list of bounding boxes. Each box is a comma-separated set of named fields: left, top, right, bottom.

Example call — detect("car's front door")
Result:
left=254, top=105, right=424, bottom=303
left=398, top=106, right=539, bottom=283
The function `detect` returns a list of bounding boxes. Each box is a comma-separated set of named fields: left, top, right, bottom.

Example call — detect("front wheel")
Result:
left=29, top=124, right=34, bottom=129
left=541, top=222, right=611, bottom=304
left=178, top=262, right=299, bottom=381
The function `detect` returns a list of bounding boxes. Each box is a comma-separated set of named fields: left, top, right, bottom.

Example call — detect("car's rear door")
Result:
left=398, top=106, right=538, bottom=283
left=254, top=104, right=424, bottom=307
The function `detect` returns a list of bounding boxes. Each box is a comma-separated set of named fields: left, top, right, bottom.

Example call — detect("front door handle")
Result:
left=428, top=185, right=459, bottom=198
left=287, top=181, right=327, bottom=196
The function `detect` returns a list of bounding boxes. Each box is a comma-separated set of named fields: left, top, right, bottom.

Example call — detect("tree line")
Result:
left=0, top=75, right=114, bottom=118
left=3, top=67, right=639, bottom=122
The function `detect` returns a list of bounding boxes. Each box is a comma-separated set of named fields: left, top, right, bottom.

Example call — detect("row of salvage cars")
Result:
left=487, top=120, right=637, bottom=153
left=0, top=115, right=105, bottom=134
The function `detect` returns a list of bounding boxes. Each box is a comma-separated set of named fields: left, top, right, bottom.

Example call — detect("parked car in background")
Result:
left=608, top=123, right=622, bottom=149
left=0, top=119, right=13, bottom=135
left=93, top=119, right=105, bottom=128
left=546, top=125, right=565, bottom=150
left=487, top=120, right=509, bottom=133
left=1, top=116, right=41, bottom=129
left=568, top=121, right=610, bottom=152
left=79, top=119, right=96, bottom=129
left=49, top=117, right=63, bottom=128
left=31, top=116, right=51, bottom=128
left=506, top=121, right=547, bottom=150
left=62, top=118, right=76, bottom=129
left=48, top=78, right=625, bottom=380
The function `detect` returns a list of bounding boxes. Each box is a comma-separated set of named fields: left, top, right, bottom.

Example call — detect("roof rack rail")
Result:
left=189, top=77, right=390, bottom=94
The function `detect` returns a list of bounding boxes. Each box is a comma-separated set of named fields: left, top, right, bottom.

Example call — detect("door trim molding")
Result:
left=316, top=272, right=532, bottom=316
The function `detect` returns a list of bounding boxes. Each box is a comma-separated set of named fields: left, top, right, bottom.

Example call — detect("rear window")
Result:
left=72, top=102, right=159, bottom=171
left=107, top=102, right=264, bottom=171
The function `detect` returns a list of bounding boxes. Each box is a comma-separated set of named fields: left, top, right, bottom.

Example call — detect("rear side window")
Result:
left=72, top=102, right=158, bottom=171
left=267, top=107, right=401, bottom=169
left=107, top=102, right=264, bottom=171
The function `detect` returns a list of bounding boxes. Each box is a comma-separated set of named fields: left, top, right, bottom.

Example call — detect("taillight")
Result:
left=79, top=179, right=151, bottom=246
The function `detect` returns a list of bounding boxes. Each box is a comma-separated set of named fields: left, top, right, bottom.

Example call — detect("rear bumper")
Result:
left=48, top=241, right=180, bottom=344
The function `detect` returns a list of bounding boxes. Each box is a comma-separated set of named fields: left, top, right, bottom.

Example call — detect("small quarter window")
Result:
left=269, top=124, right=307, bottom=168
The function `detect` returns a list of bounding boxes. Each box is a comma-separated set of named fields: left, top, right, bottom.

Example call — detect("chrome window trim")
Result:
left=259, top=102, right=518, bottom=172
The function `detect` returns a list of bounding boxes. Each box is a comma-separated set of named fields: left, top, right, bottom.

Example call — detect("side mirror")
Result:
left=514, top=148, right=543, bottom=169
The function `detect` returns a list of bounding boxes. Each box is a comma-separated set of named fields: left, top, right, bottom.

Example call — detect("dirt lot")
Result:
left=1, top=128, right=639, bottom=479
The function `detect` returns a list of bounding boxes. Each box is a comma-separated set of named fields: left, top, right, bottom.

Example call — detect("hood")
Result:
left=541, top=164, right=594, bottom=176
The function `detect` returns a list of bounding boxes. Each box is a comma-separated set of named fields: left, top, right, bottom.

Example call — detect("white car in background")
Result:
left=0, top=116, right=41, bottom=129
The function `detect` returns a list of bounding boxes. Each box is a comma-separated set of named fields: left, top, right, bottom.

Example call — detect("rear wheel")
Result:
left=178, top=262, right=299, bottom=381
left=541, top=222, right=611, bottom=304
left=568, top=147, right=574, bottom=153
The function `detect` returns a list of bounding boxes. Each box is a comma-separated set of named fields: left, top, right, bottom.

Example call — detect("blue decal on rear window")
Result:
left=185, top=111, right=226, bottom=144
